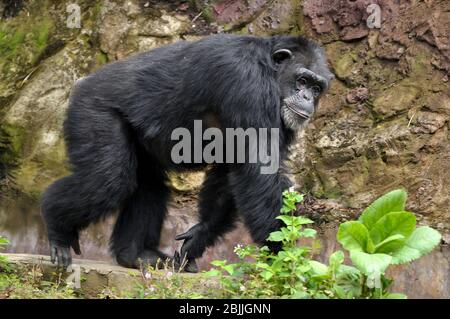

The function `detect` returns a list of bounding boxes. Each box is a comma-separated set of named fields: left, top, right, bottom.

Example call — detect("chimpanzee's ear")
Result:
left=272, top=49, right=293, bottom=64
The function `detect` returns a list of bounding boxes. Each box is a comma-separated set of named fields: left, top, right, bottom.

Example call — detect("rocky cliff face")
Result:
left=0, top=0, right=448, bottom=298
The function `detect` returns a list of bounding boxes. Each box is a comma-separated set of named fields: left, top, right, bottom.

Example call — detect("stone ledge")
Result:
left=1, top=253, right=141, bottom=297
left=3, top=249, right=449, bottom=299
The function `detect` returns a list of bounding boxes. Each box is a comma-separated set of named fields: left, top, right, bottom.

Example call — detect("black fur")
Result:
left=41, top=34, right=332, bottom=269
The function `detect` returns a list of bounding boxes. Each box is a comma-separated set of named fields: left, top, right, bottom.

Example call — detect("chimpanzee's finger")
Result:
left=61, top=253, right=67, bottom=269
left=177, top=223, right=205, bottom=241
left=184, top=260, right=198, bottom=273
left=72, top=239, right=81, bottom=255
left=173, top=251, right=181, bottom=269
left=175, top=227, right=197, bottom=240
left=62, top=248, right=71, bottom=268
left=57, top=248, right=64, bottom=268
left=50, top=246, right=57, bottom=264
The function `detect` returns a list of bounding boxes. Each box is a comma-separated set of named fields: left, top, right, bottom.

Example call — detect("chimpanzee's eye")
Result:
left=312, top=85, right=322, bottom=96
left=297, top=77, right=307, bottom=85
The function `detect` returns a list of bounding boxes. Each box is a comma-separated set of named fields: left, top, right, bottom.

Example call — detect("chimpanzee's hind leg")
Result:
left=110, top=153, right=171, bottom=269
left=176, top=166, right=238, bottom=267
left=41, top=109, right=138, bottom=268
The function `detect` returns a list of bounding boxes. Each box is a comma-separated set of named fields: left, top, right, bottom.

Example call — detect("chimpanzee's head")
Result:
left=272, top=38, right=334, bottom=130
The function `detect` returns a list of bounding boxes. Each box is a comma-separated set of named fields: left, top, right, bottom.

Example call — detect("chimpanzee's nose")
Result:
left=302, top=91, right=312, bottom=101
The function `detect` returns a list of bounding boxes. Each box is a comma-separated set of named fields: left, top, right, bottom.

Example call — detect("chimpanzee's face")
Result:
left=273, top=48, right=333, bottom=130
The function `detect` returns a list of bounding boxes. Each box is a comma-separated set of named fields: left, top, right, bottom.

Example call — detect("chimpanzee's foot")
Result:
left=116, top=249, right=187, bottom=270
left=139, top=250, right=198, bottom=273
left=137, top=249, right=174, bottom=269
left=49, top=238, right=81, bottom=269
left=50, top=241, right=72, bottom=268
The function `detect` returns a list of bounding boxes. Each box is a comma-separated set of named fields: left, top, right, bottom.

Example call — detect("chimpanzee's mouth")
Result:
left=287, top=105, right=310, bottom=119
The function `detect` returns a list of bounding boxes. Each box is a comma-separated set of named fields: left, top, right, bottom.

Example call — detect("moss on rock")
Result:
left=0, top=123, right=26, bottom=170
left=372, top=83, right=420, bottom=119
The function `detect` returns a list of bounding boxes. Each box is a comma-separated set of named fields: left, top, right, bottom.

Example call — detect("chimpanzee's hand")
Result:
left=175, top=224, right=204, bottom=273
left=49, top=238, right=81, bottom=268
left=176, top=224, right=203, bottom=259
left=173, top=251, right=198, bottom=273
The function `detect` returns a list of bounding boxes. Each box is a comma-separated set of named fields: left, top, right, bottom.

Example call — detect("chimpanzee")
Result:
left=41, top=34, right=333, bottom=272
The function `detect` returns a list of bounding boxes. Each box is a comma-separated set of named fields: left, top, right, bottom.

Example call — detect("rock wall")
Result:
left=0, top=0, right=448, bottom=298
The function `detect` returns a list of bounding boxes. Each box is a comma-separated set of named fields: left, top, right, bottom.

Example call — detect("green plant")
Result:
left=206, top=189, right=442, bottom=299
left=0, top=236, right=8, bottom=249
left=206, top=189, right=338, bottom=298
left=337, top=189, right=442, bottom=298
left=132, top=268, right=207, bottom=299
left=0, top=236, right=78, bottom=299
left=0, top=264, right=76, bottom=299
left=113, top=259, right=220, bottom=299
left=0, top=236, right=10, bottom=271
left=0, top=236, right=8, bottom=247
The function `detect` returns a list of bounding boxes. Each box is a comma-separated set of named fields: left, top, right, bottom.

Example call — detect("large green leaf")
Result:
left=369, top=211, right=416, bottom=246
left=373, top=234, right=406, bottom=254
left=308, top=260, right=329, bottom=276
left=360, top=189, right=407, bottom=230
left=350, top=251, right=392, bottom=276
left=391, top=226, right=442, bottom=264
left=390, top=246, right=420, bottom=264
left=337, top=221, right=370, bottom=252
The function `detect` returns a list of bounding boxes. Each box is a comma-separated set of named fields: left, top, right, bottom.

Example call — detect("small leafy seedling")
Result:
left=337, top=189, right=442, bottom=298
